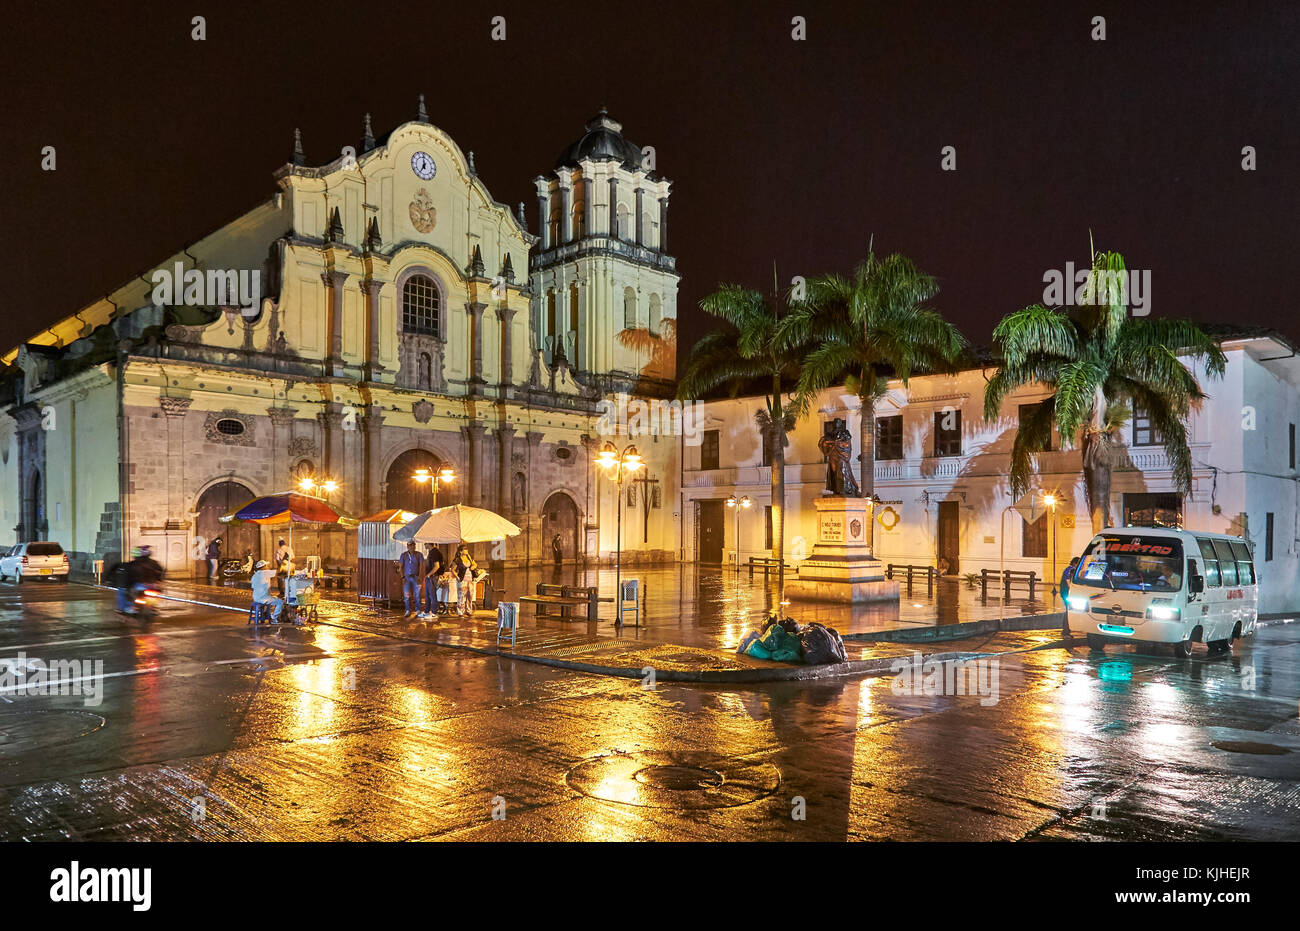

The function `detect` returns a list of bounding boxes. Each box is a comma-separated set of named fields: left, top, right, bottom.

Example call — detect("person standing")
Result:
left=206, top=536, right=222, bottom=581
left=274, top=538, right=295, bottom=595
left=552, top=533, right=563, bottom=567
left=1060, top=556, right=1080, bottom=639
left=454, top=544, right=477, bottom=617
left=420, top=543, right=444, bottom=618
left=397, top=541, right=425, bottom=618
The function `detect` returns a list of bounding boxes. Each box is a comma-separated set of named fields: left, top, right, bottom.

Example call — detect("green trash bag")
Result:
left=756, top=620, right=804, bottom=663
left=743, top=638, right=773, bottom=660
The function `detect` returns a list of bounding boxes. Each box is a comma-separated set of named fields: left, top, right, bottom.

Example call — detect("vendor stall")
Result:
left=357, top=509, right=417, bottom=609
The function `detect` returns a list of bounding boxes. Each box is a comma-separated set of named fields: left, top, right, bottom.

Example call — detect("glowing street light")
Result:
left=596, top=442, right=643, bottom=624
left=726, top=494, right=752, bottom=572
left=1043, top=491, right=1060, bottom=596
left=412, top=464, right=456, bottom=507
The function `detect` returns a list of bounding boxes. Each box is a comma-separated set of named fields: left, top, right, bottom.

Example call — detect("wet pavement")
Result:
left=0, top=580, right=1297, bottom=841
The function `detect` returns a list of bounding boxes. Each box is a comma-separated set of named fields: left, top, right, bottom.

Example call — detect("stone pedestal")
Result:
left=785, top=497, right=900, bottom=604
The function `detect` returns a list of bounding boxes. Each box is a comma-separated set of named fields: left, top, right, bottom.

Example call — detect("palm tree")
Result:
left=678, top=285, right=806, bottom=562
left=781, top=250, right=967, bottom=499
left=984, top=245, right=1226, bottom=532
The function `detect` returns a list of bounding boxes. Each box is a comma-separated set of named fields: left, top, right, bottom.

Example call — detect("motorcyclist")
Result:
left=119, top=546, right=164, bottom=616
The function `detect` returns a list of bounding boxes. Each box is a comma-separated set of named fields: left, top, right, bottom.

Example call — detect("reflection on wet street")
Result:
left=0, top=582, right=1297, bottom=841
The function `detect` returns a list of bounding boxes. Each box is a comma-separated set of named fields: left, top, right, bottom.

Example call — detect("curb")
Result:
left=845, top=612, right=1065, bottom=644
left=131, top=585, right=1003, bottom=684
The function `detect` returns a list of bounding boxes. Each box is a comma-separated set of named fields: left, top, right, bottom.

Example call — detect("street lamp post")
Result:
left=413, top=466, right=456, bottom=509
left=726, top=494, right=752, bottom=573
left=1044, top=492, right=1059, bottom=598
left=595, top=442, right=642, bottom=624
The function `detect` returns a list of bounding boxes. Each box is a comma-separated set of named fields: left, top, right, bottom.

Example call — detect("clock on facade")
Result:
left=411, top=151, right=436, bottom=180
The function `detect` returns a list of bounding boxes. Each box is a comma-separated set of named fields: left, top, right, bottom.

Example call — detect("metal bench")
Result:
left=886, top=563, right=936, bottom=595
left=747, top=556, right=784, bottom=578
left=518, top=583, right=600, bottom=621
left=980, top=568, right=1039, bottom=600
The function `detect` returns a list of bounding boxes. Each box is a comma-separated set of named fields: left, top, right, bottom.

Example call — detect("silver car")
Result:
left=0, top=541, right=70, bottom=582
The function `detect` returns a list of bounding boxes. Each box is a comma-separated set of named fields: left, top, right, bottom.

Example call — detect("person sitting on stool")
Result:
left=250, top=559, right=284, bottom=623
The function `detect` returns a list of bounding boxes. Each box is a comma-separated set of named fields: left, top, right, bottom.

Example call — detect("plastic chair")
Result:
left=497, top=602, right=519, bottom=647
left=248, top=602, right=275, bottom=627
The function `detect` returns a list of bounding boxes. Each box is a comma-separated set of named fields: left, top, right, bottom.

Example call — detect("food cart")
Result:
left=357, top=509, right=417, bottom=609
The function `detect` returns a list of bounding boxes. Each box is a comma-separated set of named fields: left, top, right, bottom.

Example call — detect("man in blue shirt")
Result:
left=397, top=541, right=425, bottom=618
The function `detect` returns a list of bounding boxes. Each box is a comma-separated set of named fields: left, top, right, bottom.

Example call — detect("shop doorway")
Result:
left=937, top=500, right=960, bottom=574
left=697, top=499, right=725, bottom=564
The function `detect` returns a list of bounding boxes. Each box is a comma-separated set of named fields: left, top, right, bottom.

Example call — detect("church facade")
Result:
left=0, top=103, right=681, bottom=577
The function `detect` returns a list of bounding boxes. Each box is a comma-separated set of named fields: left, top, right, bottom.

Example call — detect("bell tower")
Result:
left=529, top=108, right=679, bottom=396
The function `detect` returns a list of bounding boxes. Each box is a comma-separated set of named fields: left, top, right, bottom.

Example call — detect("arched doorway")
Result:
left=541, top=491, right=579, bottom=564
left=195, top=481, right=259, bottom=575
left=24, top=469, right=43, bottom=541
left=386, top=449, right=456, bottom=513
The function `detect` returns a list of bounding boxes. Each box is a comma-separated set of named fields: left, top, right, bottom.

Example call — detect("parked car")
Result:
left=0, top=542, right=71, bottom=582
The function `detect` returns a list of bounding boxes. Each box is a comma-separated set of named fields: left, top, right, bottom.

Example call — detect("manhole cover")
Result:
left=567, top=751, right=780, bottom=809
left=1211, top=740, right=1291, bottom=756
left=0, top=709, right=106, bottom=754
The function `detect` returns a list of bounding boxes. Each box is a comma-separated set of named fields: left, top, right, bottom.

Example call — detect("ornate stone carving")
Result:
left=164, top=324, right=204, bottom=344
left=412, top=400, right=435, bottom=424
left=159, top=396, right=193, bottom=417
left=204, top=409, right=256, bottom=446
left=409, top=187, right=437, bottom=233
left=266, top=406, right=298, bottom=427
left=287, top=436, right=318, bottom=459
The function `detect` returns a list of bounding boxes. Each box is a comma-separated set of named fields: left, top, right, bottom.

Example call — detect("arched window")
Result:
left=648, top=294, right=662, bottom=336
left=418, top=352, right=432, bottom=390
left=572, top=199, right=585, bottom=239
left=617, top=204, right=631, bottom=240
left=402, top=274, right=440, bottom=337
left=623, top=288, right=637, bottom=329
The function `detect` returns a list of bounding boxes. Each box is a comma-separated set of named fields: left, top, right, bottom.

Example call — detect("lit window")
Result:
left=402, top=274, right=440, bottom=337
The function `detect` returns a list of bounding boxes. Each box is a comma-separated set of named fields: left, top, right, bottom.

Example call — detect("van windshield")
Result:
left=1073, top=534, right=1184, bottom=593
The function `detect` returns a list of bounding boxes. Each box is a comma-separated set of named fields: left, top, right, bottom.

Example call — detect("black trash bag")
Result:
left=799, top=622, right=848, bottom=665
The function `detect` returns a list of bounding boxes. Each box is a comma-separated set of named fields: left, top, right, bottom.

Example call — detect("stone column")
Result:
left=608, top=178, right=619, bottom=239
left=267, top=405, right=298, bottom=490
left=160, top=397, right=192, bottom=575
left=498, top=305, right=517, bottom=389
left=537, top=189, right=551, bottom=250
left=525, top=430, right=544, bottom=562
left=635, top=185, right=645, bottom=246
left=465, top=421, right=487, bottom=507
left=582, top=177, right=594, bottom=239
left=361, top=278, right=385, bottom=380
left=559, top=181, right=573, bottom=244
left=658, top=197, right=669, bottom=252
left=318, top=406, right=344, bottom=481
left=497, top=423, right=515, bottom=515
left=362, top=404, right=384, bottom=514
left=321, top=270, right=350, bottom=376
left=466, top=301, right=487, bottom=396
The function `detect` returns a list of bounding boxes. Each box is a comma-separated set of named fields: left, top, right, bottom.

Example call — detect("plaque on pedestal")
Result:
left=785, top=497, right=900, bottom=604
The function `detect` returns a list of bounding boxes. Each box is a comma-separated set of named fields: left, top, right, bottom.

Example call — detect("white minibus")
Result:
left=1064, top=527, right=1258, bottom=657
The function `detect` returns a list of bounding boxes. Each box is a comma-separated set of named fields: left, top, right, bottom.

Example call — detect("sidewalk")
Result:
left=149, top=576, right=1061, bottom=684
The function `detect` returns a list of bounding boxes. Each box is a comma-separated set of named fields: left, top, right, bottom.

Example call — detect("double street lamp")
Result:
left=413, top=465, right=456, bottom=508
left=726, top=494, right=752, bottom=572
left=298, top=476, right=339, bottom=496
left=595, top=442, right=642, bottom=622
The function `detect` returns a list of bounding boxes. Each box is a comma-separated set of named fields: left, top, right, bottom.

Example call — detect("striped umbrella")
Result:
left=219, top=492, right=350, bottom=526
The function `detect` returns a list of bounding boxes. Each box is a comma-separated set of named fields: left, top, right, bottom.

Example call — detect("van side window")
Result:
left=1229, top=540, right=1256, bottom=585
left=1211, top=539, right=1238, bottom=586
left=1197, top=538, right=1221, bottom=586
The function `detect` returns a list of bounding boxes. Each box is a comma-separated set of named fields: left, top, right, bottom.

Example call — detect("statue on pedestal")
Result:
left=818, top=418, right=860, bottom=497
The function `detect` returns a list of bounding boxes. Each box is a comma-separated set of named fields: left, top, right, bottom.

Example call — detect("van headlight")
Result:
left=1146, top=600, right=1180, bottom=621
left=1068, top=596, right=1089, bottom=612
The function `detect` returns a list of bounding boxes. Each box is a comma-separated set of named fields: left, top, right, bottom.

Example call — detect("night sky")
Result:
left=4, top=0, right=1297, bottom=360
